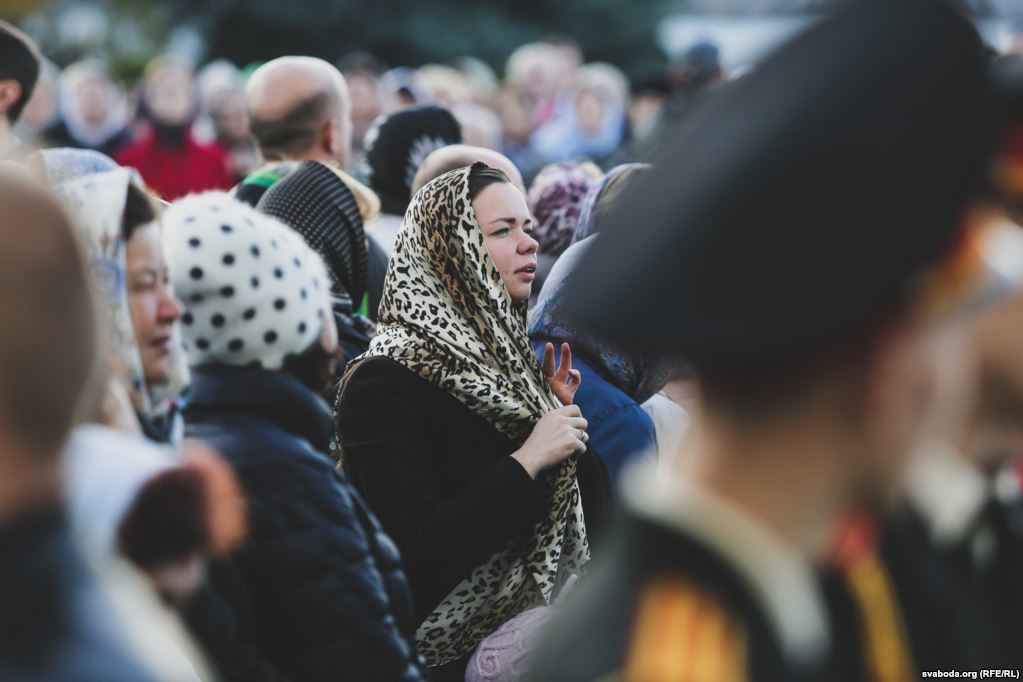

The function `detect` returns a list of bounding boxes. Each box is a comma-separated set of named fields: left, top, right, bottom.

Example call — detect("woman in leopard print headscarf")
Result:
left=336, top=163, right=608, bottom=679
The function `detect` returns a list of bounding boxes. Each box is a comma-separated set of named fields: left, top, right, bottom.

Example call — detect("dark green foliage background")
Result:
left=170, top=0, right=670, bottom=80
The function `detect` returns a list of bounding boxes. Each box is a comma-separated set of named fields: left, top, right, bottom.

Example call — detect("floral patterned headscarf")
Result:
left=527, top=160, right=602, bottom=259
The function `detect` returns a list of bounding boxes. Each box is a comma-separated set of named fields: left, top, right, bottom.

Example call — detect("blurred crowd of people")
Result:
left=12, top=34, right=723, bottom=199
left=1, top=0, right=1023, bottom=680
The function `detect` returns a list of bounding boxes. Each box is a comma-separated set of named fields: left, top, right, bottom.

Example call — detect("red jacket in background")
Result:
left=116, top=127, right=233, bottom=201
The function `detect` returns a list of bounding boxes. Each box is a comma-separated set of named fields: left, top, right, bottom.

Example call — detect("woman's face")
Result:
left=497, top=93, right=532, bottom=142
left=347, top=73, right=381, bottom=123
left=214, top=91, right=249, bottom=143
left=146, top=68, right=194, bottom=127
left=473, top=181, right=538, bottom=301
left=75, top=77, right=111, bottom=127
left=126, top=223, right=184, bottom=384
left=575, top=90, right=604, bottom=136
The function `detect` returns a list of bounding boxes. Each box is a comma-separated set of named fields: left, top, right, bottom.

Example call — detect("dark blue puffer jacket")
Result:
left=183, top=364, right=428, bottom=682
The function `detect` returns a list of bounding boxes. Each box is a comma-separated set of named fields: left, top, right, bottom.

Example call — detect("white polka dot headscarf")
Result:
left=163, top=192, right=331, bottom=371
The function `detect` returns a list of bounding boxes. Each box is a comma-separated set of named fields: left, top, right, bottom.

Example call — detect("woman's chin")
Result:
left=507, top=284, right=532, bottom=302
left=143, top=365, right=170, bottom=387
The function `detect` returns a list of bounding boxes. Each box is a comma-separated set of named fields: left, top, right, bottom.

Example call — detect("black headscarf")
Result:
left=258, top=161, right=368, bottom=311
left=361, top=105, right=462, bottom=216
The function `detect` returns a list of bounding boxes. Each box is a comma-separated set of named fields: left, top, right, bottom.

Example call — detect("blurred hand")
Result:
left=542, top=342, right=582, bottom=406
left=512, top=405, right=588, bottom=478
left=148, top=555, right=206, bottom=609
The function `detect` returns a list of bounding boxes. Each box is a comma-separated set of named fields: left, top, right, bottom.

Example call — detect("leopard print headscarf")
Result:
left=343, top=163, right=590, bottom=666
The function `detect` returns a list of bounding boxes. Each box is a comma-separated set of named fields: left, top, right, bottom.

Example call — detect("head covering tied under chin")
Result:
left=54, top=168, right=190, bottom=442
left=570, top=162, right=648, bottom=245
left=33, top=147, right=119, bottom=186
left=527, top=160, right=602, bottom=259
left=529, top=235, right=672, bottom=405
left=343, top=162, right=589, bottom=666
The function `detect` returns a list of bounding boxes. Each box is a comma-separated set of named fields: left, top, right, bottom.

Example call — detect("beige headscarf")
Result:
left=342, top=163, right=589, bottom=665
left=54, top=168, right=190, bottom=440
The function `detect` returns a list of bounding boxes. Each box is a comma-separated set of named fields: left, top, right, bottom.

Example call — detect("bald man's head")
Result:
left=412, top=144, right=525, bottom=196
left=246, top=56, right=353, bottom=168
left=0, top=172, right=97, bottom=456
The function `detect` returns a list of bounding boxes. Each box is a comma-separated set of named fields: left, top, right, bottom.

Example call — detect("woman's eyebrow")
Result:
left=488, top=217, right=521, bottom=225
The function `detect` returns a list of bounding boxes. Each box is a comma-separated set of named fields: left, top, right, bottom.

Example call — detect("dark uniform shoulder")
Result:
left=616, top=577, right=747, bottom=682
left=532, top=502, right=799, bottom=682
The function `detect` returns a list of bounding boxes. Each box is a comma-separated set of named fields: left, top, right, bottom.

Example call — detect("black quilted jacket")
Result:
left=183, top=364, right=428, bottom=682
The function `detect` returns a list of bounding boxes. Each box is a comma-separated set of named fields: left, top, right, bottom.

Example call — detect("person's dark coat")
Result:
left=365, top=233, right=388, bottom=321
left=879, top=504, right=1023, bottom=671
left=0, top=506, right=156, bottom=681
left=183, top=364, right=428, bottom=682
left=530, top=507, right=862, bottom=682
left=336, top=356, right=612, bottom=627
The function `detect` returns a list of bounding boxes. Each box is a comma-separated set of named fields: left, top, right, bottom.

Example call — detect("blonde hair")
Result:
left=329, top=166, right=381, bottom=223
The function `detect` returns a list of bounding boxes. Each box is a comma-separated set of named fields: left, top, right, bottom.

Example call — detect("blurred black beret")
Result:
left=566, top=0, right=992, bottom=365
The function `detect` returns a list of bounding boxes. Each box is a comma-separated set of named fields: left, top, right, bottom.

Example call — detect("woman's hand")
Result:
left=542, top=342, right=582, bottom=406
left=512, top=405, right=588, bottom=479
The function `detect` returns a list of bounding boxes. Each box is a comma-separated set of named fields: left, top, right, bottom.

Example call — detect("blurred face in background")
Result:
left=553, top=43, right=583, bottom=88
left=76, top=76, right=111, bottom=126
left=629, top=93, right=667, bottom=139
left=213, top=90, right=249, bottom=143
left=146, top=65, right=195, bottom=127
left=497, top=91, right=532, bottom=144
left=473, top=181, right=538, bottom=301
left=126, top=223, right=183, bottom=384
left=346, top=72, right=380, bottom=125
left=575, top=89, right=604, bottom=135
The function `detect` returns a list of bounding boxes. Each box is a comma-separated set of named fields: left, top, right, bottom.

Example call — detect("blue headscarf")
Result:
left=528, top=235, right=671, bottom=403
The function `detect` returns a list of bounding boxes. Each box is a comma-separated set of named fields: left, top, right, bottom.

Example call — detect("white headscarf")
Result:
left=54, top=168, right=190, bottom=440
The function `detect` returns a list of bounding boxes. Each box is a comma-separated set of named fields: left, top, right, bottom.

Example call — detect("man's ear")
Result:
left=0, top=80, right=22, bottom=119
left=319, top=117, right=337, bottom=157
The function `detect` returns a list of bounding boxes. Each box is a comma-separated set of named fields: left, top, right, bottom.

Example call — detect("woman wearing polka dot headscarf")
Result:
left=163, top=192, right=430, bottom=681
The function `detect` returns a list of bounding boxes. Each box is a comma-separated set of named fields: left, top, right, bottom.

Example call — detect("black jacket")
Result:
left=531, top=509, right=862, bottom=682
left=366, top=235, right=388, bottom=322
left=336, top=357, right=612, bottom=628
left=879, top=504, right=1023, bottom=671
left=184, top=364, right=428, bottom=682
left=0, top=505, right=155, bottom=682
